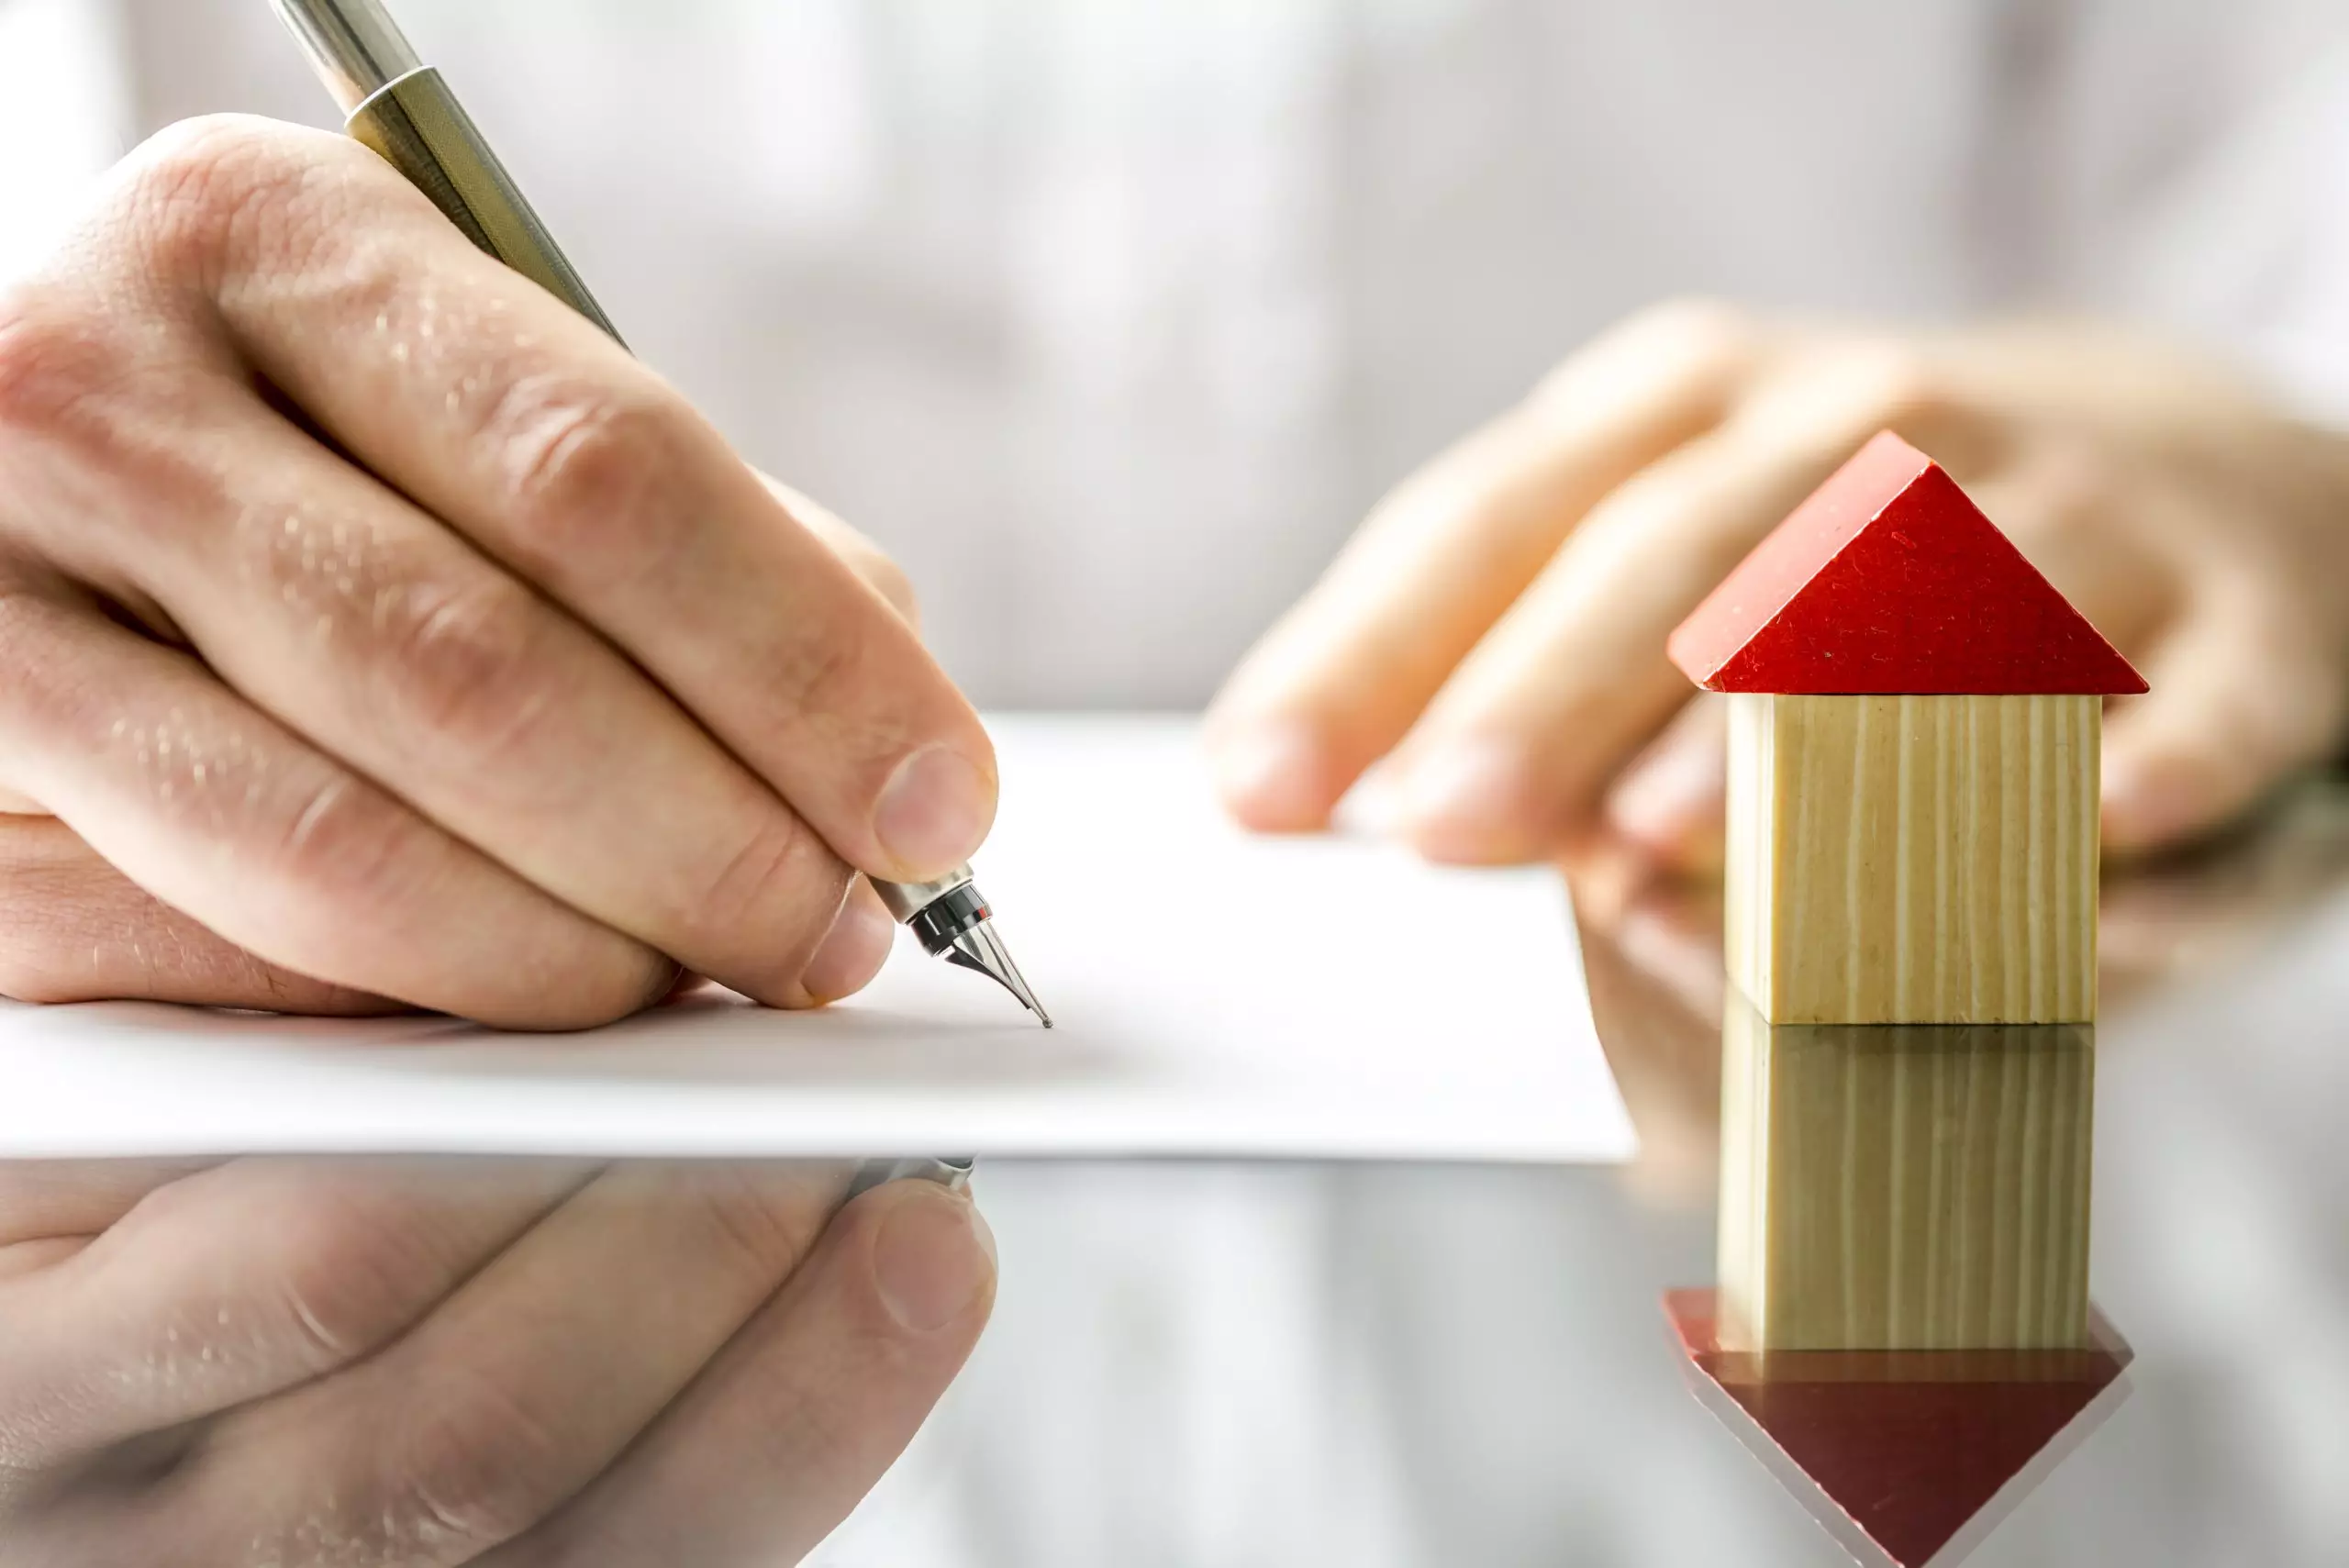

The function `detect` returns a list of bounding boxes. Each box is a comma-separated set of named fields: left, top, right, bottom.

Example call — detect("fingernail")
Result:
left=874, top=745, right=996, bottom=879
left=1402, top=739, right=1542, bottom=862
left=1208, top=722, right=1330, bottom=830
left=873, top=1186, right=996, bottom=1333
left=800, top=888, right=896, bottom=1003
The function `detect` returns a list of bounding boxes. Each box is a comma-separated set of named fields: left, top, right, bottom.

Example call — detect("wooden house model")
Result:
left=1666, top=432, right=2146, bottom=1026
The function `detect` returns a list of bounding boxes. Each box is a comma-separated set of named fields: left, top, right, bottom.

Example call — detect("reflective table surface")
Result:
left=865, top=778, right=2349, bottom=1566
left=6, top=781, right=2347, bottom=1566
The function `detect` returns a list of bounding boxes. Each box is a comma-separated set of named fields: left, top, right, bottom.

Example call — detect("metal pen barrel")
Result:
left=269, top=0, right=622, bottom=340
left=268, top=0, right=419, bottom=113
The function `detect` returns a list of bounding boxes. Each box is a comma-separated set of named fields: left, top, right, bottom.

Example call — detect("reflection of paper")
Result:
left=0, top=717, right=1631, bottom=1162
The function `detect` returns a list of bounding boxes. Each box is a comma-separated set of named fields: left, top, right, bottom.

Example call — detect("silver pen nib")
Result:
left=944, top=918, right=1052, bottom=1027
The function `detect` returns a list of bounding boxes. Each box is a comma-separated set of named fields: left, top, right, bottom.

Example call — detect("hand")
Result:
left=0, top=1158, right=996, bottom=1565
left=0, top=117, right=999, bottom=1027
left=1207, top=302, right=2349, bottom=865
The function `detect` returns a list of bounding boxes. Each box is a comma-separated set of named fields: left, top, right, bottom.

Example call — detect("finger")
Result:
left=0, top=1157, right=584, bottom=1466
left=759, top=473, right=919, bottom=628
left=0, top=814, right=396, bottom=1013
left=139, top=1161, right=860, bottom=1567
left=2101, top=588, right=2346, bottom=855
left=493, top=1180, right=996, bottom=1568
left=0, top=1158, right=217, bottom=1251
left=0, top=586, right=672, bottom=1026
left=1965, top=438, right=2180, bottom=658
left=1601, top=694, right=1728, bottom=873
left=22, top=370, right=862, bottom=1010
left=1390, top=352, right=1983, bottom=862
left=1206, top=299, right=1760, bottom=830
left=797, top=878, right=897, bottom=1006
left=132, top=117, right=995, bottom=884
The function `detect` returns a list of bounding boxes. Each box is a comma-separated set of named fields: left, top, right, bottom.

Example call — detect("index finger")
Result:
left=1206, top=300, right=1760, bottom=829
left=171, top=118, right=996, bottom=885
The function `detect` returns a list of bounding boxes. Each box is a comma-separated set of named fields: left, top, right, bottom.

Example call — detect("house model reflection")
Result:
left=1671, top=1006, right=2130, bottom=1567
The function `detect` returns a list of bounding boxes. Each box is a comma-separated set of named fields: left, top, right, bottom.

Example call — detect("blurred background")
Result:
left=6, top=0, right=2348, bottom=710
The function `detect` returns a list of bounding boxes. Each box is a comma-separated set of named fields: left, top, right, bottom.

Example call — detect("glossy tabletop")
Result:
left=7, top=781, right=2348, bottom=1566
left=858, top=777, right=2349, bottom=1566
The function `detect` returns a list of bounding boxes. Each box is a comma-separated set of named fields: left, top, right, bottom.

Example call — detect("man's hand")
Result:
left=0, top=116, right=998, bottom=1027
left=0, top=1158, right=996, bottom=1565
left=1208, top=303, right=2349, bottom=866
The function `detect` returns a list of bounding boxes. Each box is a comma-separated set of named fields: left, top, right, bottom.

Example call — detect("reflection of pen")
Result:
left=268, top=0, right=1050, bottom=1029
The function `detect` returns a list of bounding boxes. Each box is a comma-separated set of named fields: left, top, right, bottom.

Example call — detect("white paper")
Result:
left=0, top=717, right=1632, bottom=1163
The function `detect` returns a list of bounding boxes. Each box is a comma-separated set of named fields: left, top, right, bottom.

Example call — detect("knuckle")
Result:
left=484, top=377, right=696, bottom=586
left=374, top=576, right=558, bottom=761
left=119, top=116, right=340, bottom=293
left=271, top=771, right=430, bottom=917
left=374, top=1365, right=575, bottom=1556
left=265, top=1199, right=475, bottom=1376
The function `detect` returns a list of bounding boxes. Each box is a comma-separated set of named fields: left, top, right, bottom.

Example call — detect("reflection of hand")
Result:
left=0, top=117, right=999, bottom=1026
left=1208, top=304, right=2349, bottom=865
left=0, top=1159, right=995, bottom=1564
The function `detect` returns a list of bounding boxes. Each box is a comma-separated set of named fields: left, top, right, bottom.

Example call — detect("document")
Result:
left=0, top=717, right=1632, bottom=1162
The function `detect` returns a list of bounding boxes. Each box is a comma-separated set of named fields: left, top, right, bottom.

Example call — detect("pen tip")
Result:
left=941, top=919, right=1051, bottom=1026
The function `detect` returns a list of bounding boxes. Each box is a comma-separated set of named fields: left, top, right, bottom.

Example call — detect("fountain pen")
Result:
left=268, top=0, right=1050, bottom=1029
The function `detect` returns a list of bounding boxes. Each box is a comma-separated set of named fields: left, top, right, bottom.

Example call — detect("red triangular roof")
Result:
left=1666, top=431, right=2146, bottom=694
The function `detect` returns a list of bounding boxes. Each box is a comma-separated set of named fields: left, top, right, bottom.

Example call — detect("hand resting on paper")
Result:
left=1208, top=305, right=2349, bottom=867
left=0, top=117, right=997, bottom=1028
left=0, top=1156, right=995, bottom=1565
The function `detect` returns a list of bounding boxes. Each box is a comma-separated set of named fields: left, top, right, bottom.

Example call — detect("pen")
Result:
left=266, top=0, right=1051, bottom=1037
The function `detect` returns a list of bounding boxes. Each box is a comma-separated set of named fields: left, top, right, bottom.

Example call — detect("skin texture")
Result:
left=0, top=118, right=1007, bottom=1562
left=0, top=1157, right=996, bottom=1566
left=0, top=116, right=997, bottom=1029
left=1208, top=302, right=2349, bottom=870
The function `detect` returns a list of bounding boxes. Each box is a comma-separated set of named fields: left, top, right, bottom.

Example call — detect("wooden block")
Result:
left=1725, top=692, right=2099, bottom=1025
left=1715, top=1001, right=2095, bottom=1352
left=1667, top=431, right=2145, bottom=697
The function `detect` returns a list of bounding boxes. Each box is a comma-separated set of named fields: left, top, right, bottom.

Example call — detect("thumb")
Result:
left=2100, top=599, right=2345, bottom=857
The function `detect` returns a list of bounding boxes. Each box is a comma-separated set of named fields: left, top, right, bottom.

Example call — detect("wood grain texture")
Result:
left=1726, top=693, right=2099, bottom=1025
left=1716, top=1002, right=2095, bottom=1352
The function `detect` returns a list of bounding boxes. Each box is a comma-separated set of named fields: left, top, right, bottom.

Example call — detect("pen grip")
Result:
left=345, top=66, right=626, bottom=346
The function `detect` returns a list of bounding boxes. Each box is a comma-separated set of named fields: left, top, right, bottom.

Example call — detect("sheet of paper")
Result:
left=0, top=717, right=1632, bottom=1162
